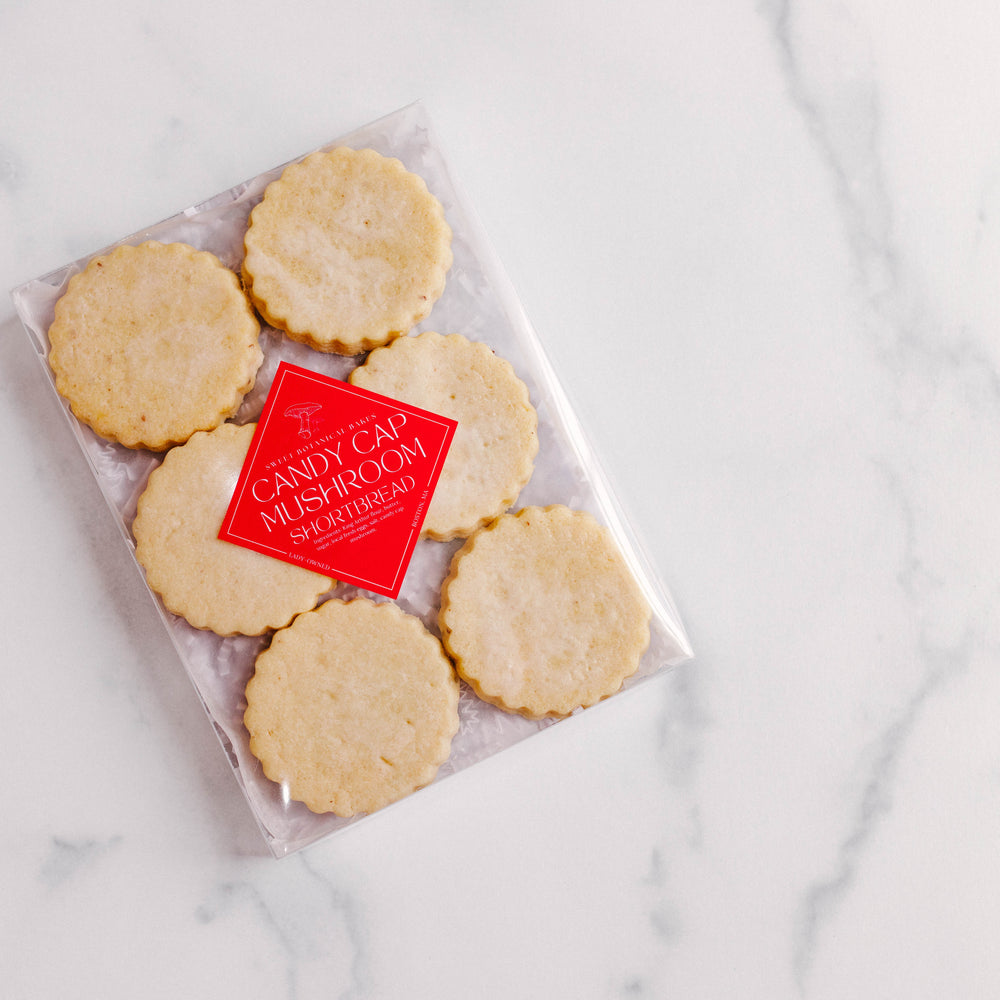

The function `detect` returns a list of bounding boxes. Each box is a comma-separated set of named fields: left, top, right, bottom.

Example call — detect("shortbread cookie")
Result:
left=242, top=147, right=452, bottom=355
left=244, top=597, right=460, bottom=816
left=439, top=505, right=651, bottom=719
left=349, top=331, right=538, bottom=540
left=47, top=241, right=262, bottom=451
left=133, top=422, right=333, bottom=636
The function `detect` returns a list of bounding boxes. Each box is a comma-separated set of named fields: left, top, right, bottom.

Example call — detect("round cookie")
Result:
left=47, top=241, right=263, bottom=451
left=439, top=505, right=651, bottom=719
left=133, top=422, right=333, bottom=636
left=349, top=331, right=538, bottom=540
left=244, top=597, right=460, bottom=817
left=242, top=147, right=452, bottom=355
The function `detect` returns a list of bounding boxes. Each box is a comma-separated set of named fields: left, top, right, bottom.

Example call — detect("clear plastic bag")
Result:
left=10, top=102, right=692, bottom=856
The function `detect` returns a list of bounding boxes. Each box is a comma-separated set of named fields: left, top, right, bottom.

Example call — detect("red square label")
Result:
left=219, top=362, right=456, bottom=599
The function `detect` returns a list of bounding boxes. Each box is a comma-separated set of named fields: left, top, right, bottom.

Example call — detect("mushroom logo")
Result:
left=284, top=401, right=322, bottom=440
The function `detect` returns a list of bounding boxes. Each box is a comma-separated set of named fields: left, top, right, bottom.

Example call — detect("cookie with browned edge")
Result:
left=245, top=597, right=460, bottom=816
left=439, top=505, right=651, bottom=719
left=48, top=241, right=262, bottom=451
left=133, top=422, right=333, bottom=636
left=242, top=147, right=452, bottom=355
left=349, top=331, right=537, bottom=540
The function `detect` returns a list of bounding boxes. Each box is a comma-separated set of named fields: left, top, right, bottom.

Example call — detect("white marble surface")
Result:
left=2, top=1, right=998, bottom=996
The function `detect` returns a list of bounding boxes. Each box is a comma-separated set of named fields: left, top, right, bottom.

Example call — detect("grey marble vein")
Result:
left=193, top=856, right=369, bottom=1000
left=759, top=0, right=897, bottom=308
left=39, top=835, right=123, bottom=889
left=791, top=633, right=971, bottom=991
left=761, top=0, right=1000, bottom=399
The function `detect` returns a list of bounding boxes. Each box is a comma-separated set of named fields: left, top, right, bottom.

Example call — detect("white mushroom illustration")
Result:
left=284, top=401, right=322, bottom=439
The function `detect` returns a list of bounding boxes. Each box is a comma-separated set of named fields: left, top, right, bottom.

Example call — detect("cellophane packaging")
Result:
left=10, top=103, right=693, bottom=857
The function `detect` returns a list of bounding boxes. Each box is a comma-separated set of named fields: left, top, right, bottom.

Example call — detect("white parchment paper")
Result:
left=10, top=102, right=692, bottom=857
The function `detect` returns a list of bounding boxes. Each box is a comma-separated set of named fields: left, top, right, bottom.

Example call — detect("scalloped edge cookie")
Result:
left=47, top=241, right=262, bottom=451
left=439, top=505, right=651, bottom=719
left=242, top=147, right=452, bottom=355
left=133, top=422, right=333, bottom=636
left=244, top=597, right=460, bottom=816
left=349, top=331, right=538, bottom=540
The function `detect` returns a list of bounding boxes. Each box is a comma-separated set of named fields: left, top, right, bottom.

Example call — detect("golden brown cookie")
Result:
left=439, top=505, right=651, bottom=719
left=47, top=241, right=262, bottom=451
left=133, top=422, right=333, bottom=636
left=349, top=331, right=538, bottom=540
left=244, top=597, right=460, bottom=816
left=242, top=147, right=452, bottom=355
